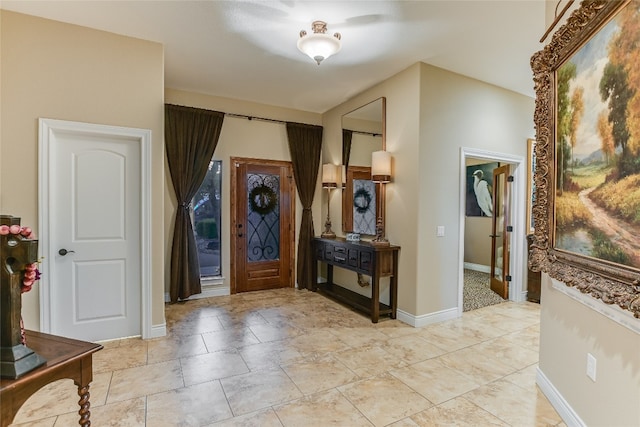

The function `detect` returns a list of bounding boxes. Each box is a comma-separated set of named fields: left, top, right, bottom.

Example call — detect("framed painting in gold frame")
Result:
left=530, top=0, right=640, bottom=318
left=526, top=138, right=536, bottom=235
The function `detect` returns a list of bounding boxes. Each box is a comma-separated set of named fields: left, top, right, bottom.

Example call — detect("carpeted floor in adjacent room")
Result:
left=463, top=269, right=506, bottom=312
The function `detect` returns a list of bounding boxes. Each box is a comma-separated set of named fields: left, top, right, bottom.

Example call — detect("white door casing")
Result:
left=458, top=147, right=526, bottom=316
left=39, top=118, right=151, bottom=341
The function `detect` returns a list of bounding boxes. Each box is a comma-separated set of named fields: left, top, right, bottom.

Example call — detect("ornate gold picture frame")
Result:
left=530, top=0, right=640, bottom=318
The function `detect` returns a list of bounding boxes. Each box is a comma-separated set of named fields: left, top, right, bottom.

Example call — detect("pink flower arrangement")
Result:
left=0, top=224, right=41, bottom=293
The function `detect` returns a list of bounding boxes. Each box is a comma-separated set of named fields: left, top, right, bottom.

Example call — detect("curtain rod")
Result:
left=225, top=112, right=287, bottom=125
left=345, top=129, right=382, bottom=138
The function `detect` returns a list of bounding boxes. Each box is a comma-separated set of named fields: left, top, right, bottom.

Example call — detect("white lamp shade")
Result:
left=371, top=151, right=392, bottom=183
left=297, top=33, right=341, bottom=65
left=322, top=163, right=339, bottom=188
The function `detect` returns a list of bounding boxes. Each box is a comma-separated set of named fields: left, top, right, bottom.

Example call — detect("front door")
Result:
left=490, top=164, right=511, bottom=299
left=231, top=157, right=295, bottom=293
left=40, top=119, right=147, bottom=341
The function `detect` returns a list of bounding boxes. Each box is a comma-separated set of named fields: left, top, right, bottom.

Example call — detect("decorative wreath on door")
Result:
left=249, top=184, right=278, bottom=216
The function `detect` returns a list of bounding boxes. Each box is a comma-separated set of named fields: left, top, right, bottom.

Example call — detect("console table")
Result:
left=312, top=237, right=400, bottom=323
left=1, top=331, right=103, bottom=427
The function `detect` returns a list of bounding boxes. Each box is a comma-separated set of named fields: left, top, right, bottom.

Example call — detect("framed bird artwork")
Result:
left=465, top=162, right=499, bottom=217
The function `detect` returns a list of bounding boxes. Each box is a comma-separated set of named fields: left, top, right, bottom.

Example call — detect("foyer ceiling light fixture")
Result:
left=297, top=21, right=341, bottom=65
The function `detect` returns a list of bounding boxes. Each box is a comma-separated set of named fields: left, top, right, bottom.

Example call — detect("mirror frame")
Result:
left=341, top=98, right=386, bottom=235
left=531, top=0, right=640, bottom=317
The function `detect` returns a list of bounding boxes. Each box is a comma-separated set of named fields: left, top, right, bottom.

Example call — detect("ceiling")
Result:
left=1, top=1, right=547, bottom=114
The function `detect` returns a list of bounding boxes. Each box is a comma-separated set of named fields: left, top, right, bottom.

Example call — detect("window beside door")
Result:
left=192, top=160, right=222, bottom=277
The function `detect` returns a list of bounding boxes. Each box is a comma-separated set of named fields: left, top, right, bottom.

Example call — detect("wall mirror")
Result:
left=341, top=97, right=386, bottom=234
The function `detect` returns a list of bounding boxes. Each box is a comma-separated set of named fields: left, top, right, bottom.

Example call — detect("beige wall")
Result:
left=539, top=276, right=640, bottom=425
left=0, top=11, right=166, bottom=328
left=415, top=63, right=533, bottom=315
left=164, top=89, right=322, bottom=291
left=323, top=63, right=534, bottom=318
left=536, top=3, right=640, bottom=426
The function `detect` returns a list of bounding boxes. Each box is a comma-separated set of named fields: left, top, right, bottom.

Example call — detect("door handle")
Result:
left=58, top=248, right=75, bottom=256
left=238, top=233, right=243, bottom=237
left=489, top=234, right=501, bottom=238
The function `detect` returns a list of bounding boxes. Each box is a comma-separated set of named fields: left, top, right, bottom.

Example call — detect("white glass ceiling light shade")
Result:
left=298, top=21, right=341, bottom=65
left=371, top=151, right=392, bottom=183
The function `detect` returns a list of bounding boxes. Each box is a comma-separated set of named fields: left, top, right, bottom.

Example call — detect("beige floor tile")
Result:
left=464, top=378, right=563, bottom=427
left=146, top=380, right=233, bottom=426
left=410, top=397, right=509, bottom=427
left=217, top=311, right=268, bottom=329
left=147, top=334, right=208, bottom=364
left=338, top=373, right=433, bottom=427
left=10, top=289, right=562, bottom=426
left=286, top=328, right=352, bottom=356
left=201, top=327, right=260, bottom=352
left=55, top=397, right=146, bottom=427
left=238, top=340, right=304, bottom=371
left=328, top=327, right=391, bottom=348
left=274, top=388, right=373, bottom=426
left=502, top=363, right=540, bottom=391
left=386, top=417, right=420, bottom=426
left=281, top=354, right=359, bottom=395
left=248, top=322, right=304, bottom=342
left=473, top=336, right=540, bottom=370
left=207, top=408, right=283, bottom=426
left=220, top=368, right=303, bottom=415
left=92, top=341, right=148, bottom=373
left=334, top=345, right=407, bottom=378
left=382, top=334, right=447, bottom=364
left=107, top=360, right=184, bottom=403
left=12, top=379, right=84, bottom=424
left=437, top=344, right=517, bottom=385
left=10, top=417, right=57, bottom=427
left=180, top=349, right=249, bottom=386
left=416, top=321, right=499, bottom=353
left=168, top=314, right=225, bottom=336
left=390, top=358, right=480, bottom=404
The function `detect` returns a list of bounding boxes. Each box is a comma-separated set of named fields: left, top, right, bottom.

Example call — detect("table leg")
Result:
left=391, top=251, right=398, bottom=319
left=77, top=384, right=91, bottom=426
left=371, top=274, right=380, bottom=323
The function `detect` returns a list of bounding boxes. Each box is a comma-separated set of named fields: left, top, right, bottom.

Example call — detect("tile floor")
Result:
left=11, top=288, right=565, bottom=426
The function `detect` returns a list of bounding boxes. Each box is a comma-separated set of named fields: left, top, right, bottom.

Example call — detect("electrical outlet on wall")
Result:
left=587, top=353, right=597, bottom=382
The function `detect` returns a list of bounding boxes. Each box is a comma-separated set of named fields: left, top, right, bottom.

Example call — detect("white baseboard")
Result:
left=148, top=323, right=167, bottom=339
left=396, top=307, right=459, bottom=328
left=536, top=367, right=585, bottom=427
left=463, top=262, right=491, bottom=273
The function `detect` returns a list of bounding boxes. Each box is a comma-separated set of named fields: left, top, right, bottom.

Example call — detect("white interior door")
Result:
left=39, top=119, right=150, bottom=342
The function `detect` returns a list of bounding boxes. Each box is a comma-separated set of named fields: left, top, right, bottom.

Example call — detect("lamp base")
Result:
left=370, top=238, right=390, bottom=246
left=321, top=214, right=336, bottom=238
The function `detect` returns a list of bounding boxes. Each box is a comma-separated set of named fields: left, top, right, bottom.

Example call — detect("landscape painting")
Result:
left=554, top=1, right=640, bottom=270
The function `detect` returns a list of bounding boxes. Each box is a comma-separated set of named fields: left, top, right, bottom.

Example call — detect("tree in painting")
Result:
left=555, top=1, right=640, bottom=269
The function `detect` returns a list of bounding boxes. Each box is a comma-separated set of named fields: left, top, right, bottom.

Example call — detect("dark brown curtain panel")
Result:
left=165, top=104, right=224, bottom=302
left=342, top=129, right=353, bottom=168
left=286, top=122, right=323, bottom=290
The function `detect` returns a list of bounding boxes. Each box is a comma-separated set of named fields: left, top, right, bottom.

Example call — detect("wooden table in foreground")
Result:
left=0, top=331, right=103, bottom=427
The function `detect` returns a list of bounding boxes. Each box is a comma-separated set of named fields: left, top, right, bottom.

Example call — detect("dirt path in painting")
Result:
left=579, top=187, right=640, bottom=268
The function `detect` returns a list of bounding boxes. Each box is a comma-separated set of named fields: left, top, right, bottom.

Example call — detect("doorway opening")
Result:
left=458, top=147, right=527, bottom=315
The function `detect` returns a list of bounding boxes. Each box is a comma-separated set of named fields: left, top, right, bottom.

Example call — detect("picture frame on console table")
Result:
left=530, top=0, right=640, bottom=318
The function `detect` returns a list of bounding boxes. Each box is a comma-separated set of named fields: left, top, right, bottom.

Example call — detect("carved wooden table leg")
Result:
left=77, top=384, right=91, bottom=426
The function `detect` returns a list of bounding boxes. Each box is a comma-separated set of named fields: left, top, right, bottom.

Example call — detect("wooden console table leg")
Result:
left=371, top=274, right=380, bottom=323
left=77, top=384, right=91, bottom=426
left=391, top=250, right=398, bottom=319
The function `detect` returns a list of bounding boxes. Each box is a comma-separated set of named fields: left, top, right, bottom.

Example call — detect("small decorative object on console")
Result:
left=346, top=233, right=361, bottom=242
